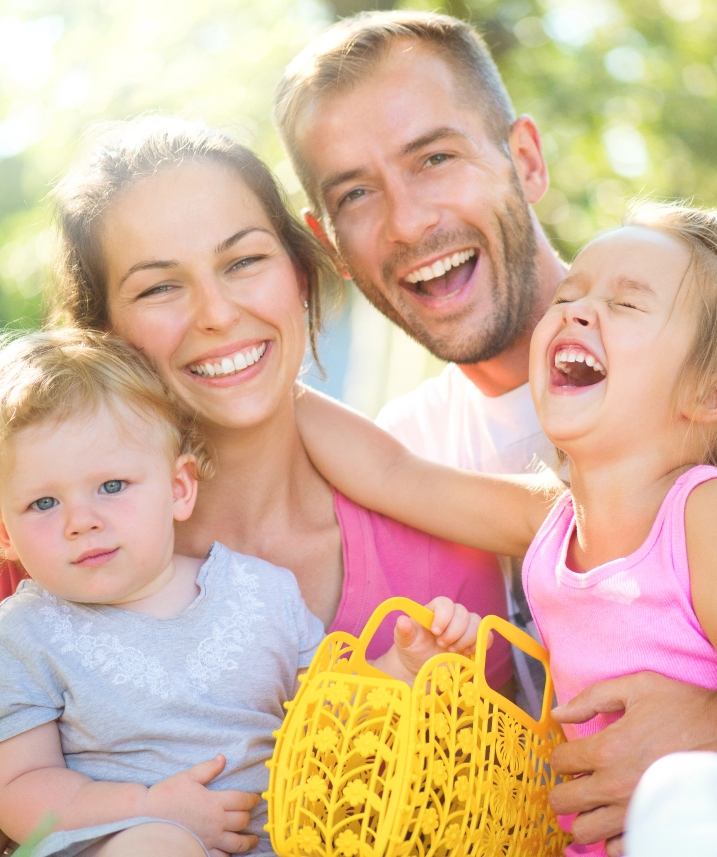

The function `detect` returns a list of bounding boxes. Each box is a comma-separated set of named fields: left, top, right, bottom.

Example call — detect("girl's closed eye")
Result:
left=99, top=480, right=126, bottom=495
left=30, top=496, right=58, bottom=512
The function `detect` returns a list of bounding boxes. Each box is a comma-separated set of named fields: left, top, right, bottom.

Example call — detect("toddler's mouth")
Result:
left=551, top=345, right=606, bottom=389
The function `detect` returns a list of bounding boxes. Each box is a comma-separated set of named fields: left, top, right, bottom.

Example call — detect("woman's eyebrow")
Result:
left=214, top=227, right=273, bottom=255
left=119, top=259, right=178, bottom=287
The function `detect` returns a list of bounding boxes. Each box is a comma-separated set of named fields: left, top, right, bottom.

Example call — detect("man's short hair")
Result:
left=274, top=10, right=517, bottom=215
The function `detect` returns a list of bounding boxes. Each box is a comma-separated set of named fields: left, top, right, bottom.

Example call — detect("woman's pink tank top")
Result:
left=524, top=466, right=717, bottom=856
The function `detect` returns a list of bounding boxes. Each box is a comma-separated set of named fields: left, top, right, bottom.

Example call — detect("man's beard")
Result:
left=345, top=172, right=540, bottom=365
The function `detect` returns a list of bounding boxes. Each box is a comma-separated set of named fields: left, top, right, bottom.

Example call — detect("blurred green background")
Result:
left=1, top=0, right=716, bottom=413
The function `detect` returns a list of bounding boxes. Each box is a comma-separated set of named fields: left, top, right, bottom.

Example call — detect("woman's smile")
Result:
left=187, top=340, right=270, bottom=381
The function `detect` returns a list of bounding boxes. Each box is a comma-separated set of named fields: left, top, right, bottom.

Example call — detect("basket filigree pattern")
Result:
left=265, top=602, right=571, bottom=857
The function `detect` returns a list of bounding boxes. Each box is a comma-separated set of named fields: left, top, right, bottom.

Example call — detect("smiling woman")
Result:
left=36, top=118, right=512, bottom=682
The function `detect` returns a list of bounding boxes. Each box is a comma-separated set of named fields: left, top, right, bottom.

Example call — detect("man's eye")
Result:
left=424, top=153, right=452, bottom=168
left=339, top=188, right=366, bottom=207
left=100, top=480, right=125, bottom=495
left=31, top=497, right=58, bottom=512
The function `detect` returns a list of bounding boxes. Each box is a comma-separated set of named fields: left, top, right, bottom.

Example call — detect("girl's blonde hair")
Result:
left=0, top=328, right=214, bottom=479
left=626, top=202, right=717, bottom=464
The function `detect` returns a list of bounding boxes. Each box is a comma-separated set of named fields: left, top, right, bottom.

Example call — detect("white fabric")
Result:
left=376, top=364, right=558, bottom=475
left=377, top=364, right=560, bottom=717
left=626, top=752, right=717, bottom=857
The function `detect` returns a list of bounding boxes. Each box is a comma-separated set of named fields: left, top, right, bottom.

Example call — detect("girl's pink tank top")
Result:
left=524, top=465, right=717, bottom=736
left=524, top=465, right=717, bottom=856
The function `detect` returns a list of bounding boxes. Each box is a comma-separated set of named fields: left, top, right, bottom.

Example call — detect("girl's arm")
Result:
left=0, top=721, right=258, bottom=850
left=685, top=478, right=717, bottom=649
left=295, top=386, right=562, bottom=557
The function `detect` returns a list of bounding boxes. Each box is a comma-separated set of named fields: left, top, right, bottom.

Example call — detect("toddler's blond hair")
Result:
left=0, top=328, right=213, bottom=479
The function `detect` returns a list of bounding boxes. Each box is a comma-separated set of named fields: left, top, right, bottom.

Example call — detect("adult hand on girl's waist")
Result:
left=548, top=671, right=717, bottom=857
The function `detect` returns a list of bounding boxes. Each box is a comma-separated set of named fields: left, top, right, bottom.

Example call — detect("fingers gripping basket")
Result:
left=264, top=598, right=571, bottom=857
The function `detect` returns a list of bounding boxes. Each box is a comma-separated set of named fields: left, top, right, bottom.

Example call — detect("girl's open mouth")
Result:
left=551, top=345, right=606, bottom=389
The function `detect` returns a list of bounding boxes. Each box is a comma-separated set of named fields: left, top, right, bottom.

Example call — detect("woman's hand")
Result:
left=145, top=754, right=260, bottom=855
left=374, top=596, right=482, bottom=684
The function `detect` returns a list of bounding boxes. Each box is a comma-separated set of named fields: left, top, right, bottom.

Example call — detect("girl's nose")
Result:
left=563, top=300, right=595, bottom=328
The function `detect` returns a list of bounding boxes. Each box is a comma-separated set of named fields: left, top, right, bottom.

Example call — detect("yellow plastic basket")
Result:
left=265, top=597, right=571, bottom=857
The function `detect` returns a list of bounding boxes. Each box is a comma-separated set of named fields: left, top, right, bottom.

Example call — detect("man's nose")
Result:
left=193, top=276, right=242, bottom=333
left=383, top=180, right=441, bottom=245
left=65, top=504, right=104, bottom=539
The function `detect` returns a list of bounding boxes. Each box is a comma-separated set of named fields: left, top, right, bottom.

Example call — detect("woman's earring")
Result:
left=303, top=300, right=309, bottom=309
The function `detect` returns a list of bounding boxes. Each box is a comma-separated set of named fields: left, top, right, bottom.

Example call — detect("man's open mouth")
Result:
left=552, top=345, right=606, bottom=388
left=400, top=249, right=478, bottom=299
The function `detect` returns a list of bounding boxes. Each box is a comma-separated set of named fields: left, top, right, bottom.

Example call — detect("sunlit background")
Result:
left=1, top=0, right=716, bottom=415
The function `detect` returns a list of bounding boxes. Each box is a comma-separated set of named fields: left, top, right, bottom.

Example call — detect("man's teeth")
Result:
left=404, top=249, right=476, bottom=284
left=190, top=342, right=267, bottom=378
left=554, top=348, right=605, bottom=374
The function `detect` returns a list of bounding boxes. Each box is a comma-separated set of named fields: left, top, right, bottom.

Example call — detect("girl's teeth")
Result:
left=576, top=353, right=585, bottom=363
left=585, top=355, right=595, bottom=367
left=567, top=352, right=577, bottom=362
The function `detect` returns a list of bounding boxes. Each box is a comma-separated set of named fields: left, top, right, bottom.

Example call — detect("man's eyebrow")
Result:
left=400, top=126, right=467, bottom=157
left=118, top=228, right=273, bottom=286
left=320, top=168, right=368, bottom=198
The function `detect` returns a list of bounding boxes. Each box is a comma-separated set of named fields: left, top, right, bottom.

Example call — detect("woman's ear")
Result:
left=302, top=209, right=353, bottom=280
left=0, top=518, right=19, bottom=562
left=172, top=454, right=199, bottom=522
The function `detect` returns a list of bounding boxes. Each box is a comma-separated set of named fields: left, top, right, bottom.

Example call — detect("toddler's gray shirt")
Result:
left=0, top=543, right=325, bottom=849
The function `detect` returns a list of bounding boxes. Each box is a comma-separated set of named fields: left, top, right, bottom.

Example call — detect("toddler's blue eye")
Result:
left=31, top=497, right=57, bottom=512
left=100, top=480, right=124, bottom=495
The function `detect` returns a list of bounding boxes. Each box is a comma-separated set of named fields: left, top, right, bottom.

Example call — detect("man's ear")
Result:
left=172, top=455, right=199, bottom=523
left=302, top=209, right=353, bottom=280
left=508, top=115, right=549, bottom=206
left=0, top=517, right=18, bottom=562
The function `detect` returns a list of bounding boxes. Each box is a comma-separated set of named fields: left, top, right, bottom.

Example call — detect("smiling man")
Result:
left=274, top=11, right=717, bottom=855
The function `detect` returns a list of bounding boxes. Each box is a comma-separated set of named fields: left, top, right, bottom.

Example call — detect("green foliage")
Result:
left=405, top=0, right=717, bottom=260
left=1, top=0, right=716, bottom=324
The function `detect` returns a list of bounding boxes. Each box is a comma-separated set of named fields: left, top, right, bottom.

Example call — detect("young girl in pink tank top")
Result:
left=294, top=202, right=717, bottom=857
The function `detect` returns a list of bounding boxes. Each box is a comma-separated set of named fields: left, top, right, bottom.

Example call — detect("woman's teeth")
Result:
left=554, top=348, right=605, bottom=375
left=404, top=249, right=476, bottom=284
left=190, top=342, right=267, bottom=378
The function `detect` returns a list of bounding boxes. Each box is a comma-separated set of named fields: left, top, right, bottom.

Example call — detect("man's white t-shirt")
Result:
left=376, top=363, right=558, bottom=717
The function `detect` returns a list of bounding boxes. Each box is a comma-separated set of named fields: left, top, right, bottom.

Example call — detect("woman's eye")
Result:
left=31, top=497, right=58, bottom=512
left=100, top=480, right=125, bottom=495
left=137, top=284, right=176, bottom=299
left=230, top=255, right=265, bottom=271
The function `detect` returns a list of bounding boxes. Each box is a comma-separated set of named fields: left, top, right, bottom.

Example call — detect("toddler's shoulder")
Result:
left=208, top=542, right=303, bottom=602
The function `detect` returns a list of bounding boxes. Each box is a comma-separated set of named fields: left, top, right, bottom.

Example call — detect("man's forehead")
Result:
left=294, top=42, right=490, bottom=197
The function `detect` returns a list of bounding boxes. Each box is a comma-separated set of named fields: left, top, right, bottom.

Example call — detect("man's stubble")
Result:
left=343, top=169, right=540, bottom=366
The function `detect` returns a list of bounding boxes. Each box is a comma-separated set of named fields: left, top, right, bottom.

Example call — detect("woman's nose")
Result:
left=193, top=276, right=241, bottom=333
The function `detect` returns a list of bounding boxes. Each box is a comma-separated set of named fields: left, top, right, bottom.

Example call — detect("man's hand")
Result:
left=145, top=754, right=260, bottom=856
left=550, top=672, right=717, bottom=857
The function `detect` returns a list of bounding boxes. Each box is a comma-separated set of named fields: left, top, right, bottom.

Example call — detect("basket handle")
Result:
left=347, top=596, right=435, bottom=673
left=473, top=613, right=556, bottom=724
